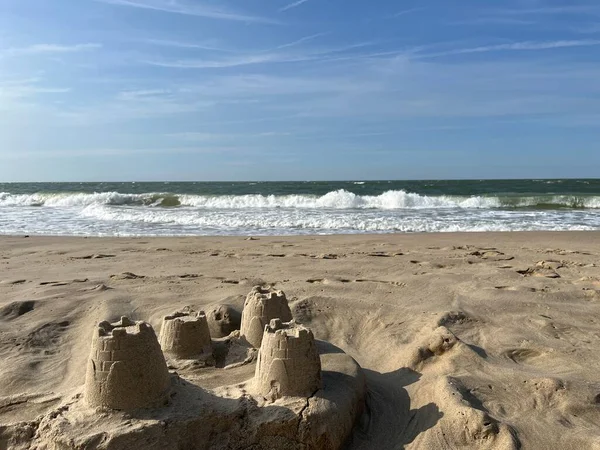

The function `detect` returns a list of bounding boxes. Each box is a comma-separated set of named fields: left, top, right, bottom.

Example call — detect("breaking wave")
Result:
left=1, top=190, right=599, bottom=210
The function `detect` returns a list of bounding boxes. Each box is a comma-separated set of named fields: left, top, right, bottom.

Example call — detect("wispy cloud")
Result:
left=0, top=146, right=233, bottom=160
left=448, top=17, right=536, bottom=26
left=573, top=23, right=600, bottom=34
left=0, top=79, right=70, bottom=101
left=3, top=43, right=101, bottom=56
left=142, top=40, right=376, bottom=69
left=94, top=0, right=277, bottom=24
left=140, top=38, right=231, bottom=52
left=275, top=32, right=329, bottom=50
left=143, top=53, right=299, bottom=69
left=497, top=6, right=600, bottom=15
left=166, top=131, right=292, bottom=142
left=279, top=0, right=310, bottom=13
left=393, top=7, right=423, bottom=18
left=418, top=39, right=600, bottom=58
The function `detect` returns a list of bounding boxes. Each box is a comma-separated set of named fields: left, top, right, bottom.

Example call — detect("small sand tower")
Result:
left=240, top=286, right=293, bottom=348
left=159, top=310, right=212, bottom=359
left=255, top=319, right=322, bottom=401
left=84, top=317, right=171, bottom=410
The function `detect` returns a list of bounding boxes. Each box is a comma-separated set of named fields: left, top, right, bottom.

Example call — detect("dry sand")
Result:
left=1, top=232, right=600, bottom=449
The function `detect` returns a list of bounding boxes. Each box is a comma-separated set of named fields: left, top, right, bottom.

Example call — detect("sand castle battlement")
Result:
left=240, top=286, right=293, bottom=348
left=255, top=319, right=322, bottom=400
left=159, top=310, right=212, bottom=359
left=84, top=317, right=171, bottom=410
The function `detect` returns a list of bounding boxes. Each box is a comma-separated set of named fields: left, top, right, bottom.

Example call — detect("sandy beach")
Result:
left=1, top=231, right=600, bottom=449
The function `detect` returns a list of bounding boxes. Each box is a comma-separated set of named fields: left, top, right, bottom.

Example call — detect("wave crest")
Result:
left=0, top=189, right=599, bottom=210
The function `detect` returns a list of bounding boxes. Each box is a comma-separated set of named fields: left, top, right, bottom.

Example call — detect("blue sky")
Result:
left=0, top=0, right=599, bottom=181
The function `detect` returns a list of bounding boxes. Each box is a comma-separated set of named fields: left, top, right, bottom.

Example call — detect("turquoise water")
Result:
left=1, top=179, right=599, bottom=236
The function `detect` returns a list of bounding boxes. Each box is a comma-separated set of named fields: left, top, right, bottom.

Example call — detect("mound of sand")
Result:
left=2, top=286, right=365, bottom=450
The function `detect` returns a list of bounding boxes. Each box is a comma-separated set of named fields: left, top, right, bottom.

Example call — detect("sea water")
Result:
left=1, top=179, right=599, bottom=236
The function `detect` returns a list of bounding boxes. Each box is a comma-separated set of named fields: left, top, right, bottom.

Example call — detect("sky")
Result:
left=0, top=0, right=599, bottom=181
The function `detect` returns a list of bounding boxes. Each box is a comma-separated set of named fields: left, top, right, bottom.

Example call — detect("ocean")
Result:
left=1, top=179, right=599, bottom=236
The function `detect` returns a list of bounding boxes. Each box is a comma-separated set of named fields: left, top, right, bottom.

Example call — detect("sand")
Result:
left=1, top=231, right=600, bottom=449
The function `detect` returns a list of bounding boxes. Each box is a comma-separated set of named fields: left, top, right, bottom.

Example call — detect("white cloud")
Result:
left=0, top=147, right=234, bottom=160
left=448, top=17, right=536, bottom=26
left=0, top=79, right=70, bottom=103
left=275, top=32, right=329, bottom=50
left=392, top=7, right=423, bottom=18
left=142, top=53, right=293, bottom=69
left=167, top=131, right=292, bottom=141
left=497, top=6, right=600, bottom=15
left=94, top=0, right=277, bottom=24
left=141, top=38, right=230, bottom=52
left=418, top=40, right=600, bottom=58
left=279, top=0, right=310, bottom=12
left=4, top=43, right=101, bottom=56
left=141, top=41, right=378, bottom=69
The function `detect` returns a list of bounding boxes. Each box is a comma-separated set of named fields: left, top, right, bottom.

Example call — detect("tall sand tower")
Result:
left=84, top=317, right=171, bottom=410
left=255, top=319, right=322, bottom=401
left=159, top=310, right=212, bottom=359
left=240, top=286, right=293, bottom=348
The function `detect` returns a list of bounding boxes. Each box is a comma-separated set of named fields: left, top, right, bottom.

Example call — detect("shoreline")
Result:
left=2, top=229, right=599, bottom=238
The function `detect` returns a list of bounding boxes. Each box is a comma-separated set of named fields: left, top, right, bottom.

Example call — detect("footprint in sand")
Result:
left=39, top=278, right=89, bottom=286
left=437, top=310, right=473, bottom=327
left=71, top=254, right=116, bottom=260
left=306, top=278, right=406, bottom=287
left=494, top=286, right=548, bottom=292
left=307, top=278, right=325, bottom=284
left=366, top=251, right=404, bottom=257
left=0, top=300, right=36, bottom=320
left=517, top=262, right=561, bottom=279
left=469, top=250, right=515, bottom=261
left=178, top=273, right=201, bottom=279
left=544, top=248, right=592, bottom=256
left=109, top=272, right=145, bottom=280
left=355, top=279, right=407, bottom=287
left=502, top=348, right=545, bottom=364
left=19, top=321, right=71, bottom=352
left=80, top=284, right=112, bottom=292
left=312, top=253, right=340, bottom=259
left=0, top=279, right=27, bottom=285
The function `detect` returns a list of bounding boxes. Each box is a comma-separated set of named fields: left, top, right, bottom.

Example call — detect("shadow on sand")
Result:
left=344, top=367, right=443, bottom=449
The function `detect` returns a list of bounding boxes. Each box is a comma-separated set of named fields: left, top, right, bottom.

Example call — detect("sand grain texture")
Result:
left=1, top=232, right=600, bottom=449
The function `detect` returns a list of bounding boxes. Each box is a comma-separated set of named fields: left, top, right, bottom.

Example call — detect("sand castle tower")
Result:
left=84, top=317, right=171, bottom=410
left=255, top=319, right=322, bottom=401
left=159, top=310, right=212, bottom=359
left=240, top=286, right=293, bottom=348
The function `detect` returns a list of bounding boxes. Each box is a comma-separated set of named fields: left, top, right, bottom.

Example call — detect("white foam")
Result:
left=1, top=188, right=600, bottom=237
left=1, top=189, right=599, bottom=210
left=178, top=190, right=502, bottom=210
left=76, top=204, right=600, bottom=234
left=0, top=192, right=148, bottom=207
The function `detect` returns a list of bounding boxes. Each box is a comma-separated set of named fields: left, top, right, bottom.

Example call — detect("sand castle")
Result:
left=7, top=287, right=365, bottom=449
left=84, top=317, right=171, bottom=410
left=240, top=286, right=293, bottom=348
left=255, top=319, right=322, bottom=401
left=159, top=309, right=212, bottom=359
